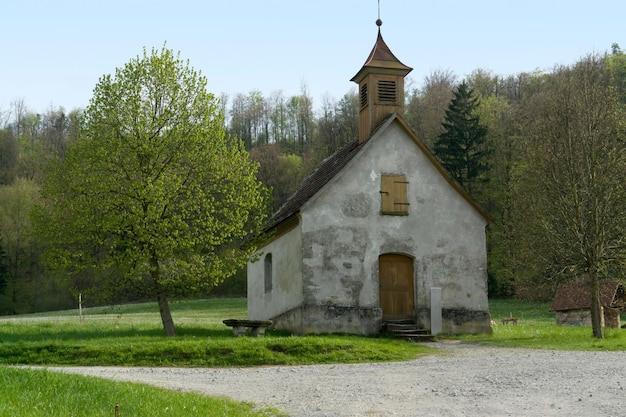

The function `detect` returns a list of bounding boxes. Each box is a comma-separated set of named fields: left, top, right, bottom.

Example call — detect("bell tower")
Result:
left=351, top=17, right=412, bottom=143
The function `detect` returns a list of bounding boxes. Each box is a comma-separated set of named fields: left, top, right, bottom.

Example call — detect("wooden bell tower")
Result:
left=351, top=18, right=412, bottom=143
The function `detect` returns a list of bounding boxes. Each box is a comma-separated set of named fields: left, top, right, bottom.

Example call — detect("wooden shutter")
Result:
left=381, top=175, right=409, bottom=215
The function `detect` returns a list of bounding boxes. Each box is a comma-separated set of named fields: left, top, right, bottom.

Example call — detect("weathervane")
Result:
left=376, top=0, right=383, bottom=27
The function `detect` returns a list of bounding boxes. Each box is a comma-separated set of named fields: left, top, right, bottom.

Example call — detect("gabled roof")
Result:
left=549, top=280, right=625, bottom=311
left=267, top=138, right=365, bottom=230
left=264, top=113, right=492, bottom=233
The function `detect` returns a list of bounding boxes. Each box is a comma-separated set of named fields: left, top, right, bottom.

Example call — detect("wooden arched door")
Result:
left=379, top=254, right=415, bottom=320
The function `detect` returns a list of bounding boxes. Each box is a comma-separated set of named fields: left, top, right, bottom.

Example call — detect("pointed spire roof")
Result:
left=351, top=29, right=412, bottom=83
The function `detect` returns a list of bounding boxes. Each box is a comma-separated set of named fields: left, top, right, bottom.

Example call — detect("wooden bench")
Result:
left=223, top=319, right=273, bottom=337
left=501, top=317, right=518, bottom=325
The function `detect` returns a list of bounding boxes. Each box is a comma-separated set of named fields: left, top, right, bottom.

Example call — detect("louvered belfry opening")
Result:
left=377, top=79, right=397, bottom=103
left=351, top=29, right=412, bottom=142
left=360, top=83, right=368, bottom=109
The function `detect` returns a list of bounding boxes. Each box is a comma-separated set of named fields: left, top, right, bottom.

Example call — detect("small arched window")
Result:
left=264, top=253, right=273, bottom=293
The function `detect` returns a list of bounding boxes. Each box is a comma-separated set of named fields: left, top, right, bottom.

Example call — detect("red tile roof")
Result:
left=549, top=280, right=623, bottom=311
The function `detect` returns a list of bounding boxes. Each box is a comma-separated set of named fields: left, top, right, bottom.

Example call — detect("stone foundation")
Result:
left=270, top=304, right=383, bottom=335
left=418, top=307, right=492, bottom=334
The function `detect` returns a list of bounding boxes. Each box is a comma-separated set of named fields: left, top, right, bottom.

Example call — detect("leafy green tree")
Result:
left=466, top=68, right=499, bottom=98
left=434, top=81, right=490, bottom=195
left=0, top=178, right=42, bottom=314
left=250, top=144, right=305, bottom=212
left=513, top=55, right=626, bottom=338
left=472, top=94, right=517, bottom=296
left=33, top=46, right=269, bottom=336
left=0, top=128, right=18, bottom=185
left=0, top=234, right=7, bottom=297
left=405, top=69, right=456, bottom=149
left=607, top=43, right=626, bottom=102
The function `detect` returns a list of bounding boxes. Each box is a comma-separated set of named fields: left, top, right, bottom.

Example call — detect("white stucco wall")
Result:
left=299, top=121, right=489, bottom=328
left=247, top=223, right=303, bottom=321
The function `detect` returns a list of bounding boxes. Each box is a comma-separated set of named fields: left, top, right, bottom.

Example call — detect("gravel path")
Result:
left=45, top=341, right=626, bottom=417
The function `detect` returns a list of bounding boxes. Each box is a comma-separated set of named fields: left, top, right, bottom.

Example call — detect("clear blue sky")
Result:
left=2, top=0, right=624, bottom=114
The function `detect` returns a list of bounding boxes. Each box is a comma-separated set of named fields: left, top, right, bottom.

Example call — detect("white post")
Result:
left=430, top=287, right=442, bottom=335
left=79, top=293, right=83, bottom=322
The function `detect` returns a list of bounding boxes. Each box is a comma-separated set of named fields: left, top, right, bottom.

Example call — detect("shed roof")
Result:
left=549, top=280, right=624, bottom=311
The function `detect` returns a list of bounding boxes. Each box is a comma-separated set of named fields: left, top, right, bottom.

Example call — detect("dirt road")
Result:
left=46, top=341, right=626, bottom=417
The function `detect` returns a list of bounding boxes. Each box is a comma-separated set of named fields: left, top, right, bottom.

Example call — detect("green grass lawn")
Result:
left=0, top=298, right=432, bottom=367
left=1, top=297, right=625, bottom=417
left=459, top=298, right=626, bottom=351
left=0, top=298, right=429, bottom=417
left=0, top=366, right=282, bottom=417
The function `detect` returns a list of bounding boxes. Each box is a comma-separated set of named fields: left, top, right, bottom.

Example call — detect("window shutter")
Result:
left=381, top=174, right=409, bottom=215
left=381, top=176, right=395, bottom=213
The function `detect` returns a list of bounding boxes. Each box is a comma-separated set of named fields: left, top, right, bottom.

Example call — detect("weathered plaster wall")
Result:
left=299, top=121, right=490, bottom=334
left=247, top=225, right=303, bottom=323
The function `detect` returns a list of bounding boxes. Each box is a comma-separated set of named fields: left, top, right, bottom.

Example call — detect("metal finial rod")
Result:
left=376, top=0, right=383, bottom=27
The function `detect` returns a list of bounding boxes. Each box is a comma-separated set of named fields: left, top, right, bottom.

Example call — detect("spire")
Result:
left=351, top=13, right=412, bottom=142
left=350, top=30, right=412, bottom=83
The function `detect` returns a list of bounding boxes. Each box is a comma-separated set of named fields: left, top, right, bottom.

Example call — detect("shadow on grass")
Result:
left=0, top=325, right=243, bottom=366
left=0, top=325, right=237, bottom=343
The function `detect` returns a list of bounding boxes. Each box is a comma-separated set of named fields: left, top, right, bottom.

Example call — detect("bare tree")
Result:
left=313, top=90, right=358, bottom=163
left=514, top=55, right=626, bottom=338
left=268, top=90, right=288, bottom=143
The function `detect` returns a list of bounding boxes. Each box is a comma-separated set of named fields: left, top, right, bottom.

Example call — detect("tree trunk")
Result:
left=150, top=254, right=176, bottom=337
left=156, top=285, right=176, bottom=337
left=589, top=270, right=603, bottom=339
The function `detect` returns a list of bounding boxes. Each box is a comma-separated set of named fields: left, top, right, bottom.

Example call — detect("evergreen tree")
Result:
left=434, top=81, right=490, bottom=194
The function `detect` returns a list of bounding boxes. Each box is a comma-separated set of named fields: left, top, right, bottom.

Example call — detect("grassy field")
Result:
left=0, top=298, right=431, bottom=367
left=0, top=366, right=282, bottom=417
left=1, top=297, right=625, bottom=416
left=0, top=297, right=432, bottom=417
left=459, top=298, right=626, bottom=350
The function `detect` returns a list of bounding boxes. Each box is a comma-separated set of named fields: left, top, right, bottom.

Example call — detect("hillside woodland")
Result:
left=1, top=45, right=625, bottom=314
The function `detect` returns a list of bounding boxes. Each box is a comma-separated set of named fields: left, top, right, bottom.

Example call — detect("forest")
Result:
left=1, top=44, right=625, bottom=315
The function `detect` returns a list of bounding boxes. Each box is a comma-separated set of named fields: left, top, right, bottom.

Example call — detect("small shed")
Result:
left=549, top=281, right=625, bottom=328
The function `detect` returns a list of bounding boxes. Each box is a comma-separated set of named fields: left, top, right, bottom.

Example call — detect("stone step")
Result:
left=390, top=328, right=430, bottom=335
left=383, top=319, right=415, bottom=331
left=386, top=323, right=426, bottom=331
left=395, top=333, right=436, bottom=342
left=383, top=320, right=435, bottom=342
